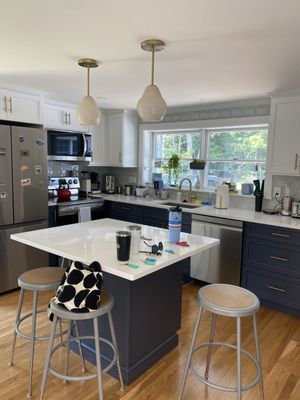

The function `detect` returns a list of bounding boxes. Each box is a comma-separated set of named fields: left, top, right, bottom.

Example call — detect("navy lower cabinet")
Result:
left=241, top=222, right=300, bottom=317
left=105, top=201, right=144, bottom=224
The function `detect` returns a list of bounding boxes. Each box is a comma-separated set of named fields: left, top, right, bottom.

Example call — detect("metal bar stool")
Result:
left=179, top=284, right=264, bottom=400
left=8, top=267, right=65, bottom=398
left=40, top=291, right=125, bottom=400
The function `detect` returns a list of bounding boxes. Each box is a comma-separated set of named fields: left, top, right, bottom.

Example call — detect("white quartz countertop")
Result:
left=93, top=193, right=300, bottom=230
left=11, top=218, right=219, bottom=281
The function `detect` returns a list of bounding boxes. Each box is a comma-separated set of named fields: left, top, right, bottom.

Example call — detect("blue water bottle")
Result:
left=168, top=206, right=182, bottom=243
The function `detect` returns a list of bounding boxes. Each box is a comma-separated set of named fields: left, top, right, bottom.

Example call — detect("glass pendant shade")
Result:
left=137, top=84, right=167, bottom=122
left=76, top=95, right=101, bottom=125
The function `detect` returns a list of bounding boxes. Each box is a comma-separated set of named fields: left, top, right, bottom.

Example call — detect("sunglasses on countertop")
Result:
left=139, top=241, right=163, bottom=256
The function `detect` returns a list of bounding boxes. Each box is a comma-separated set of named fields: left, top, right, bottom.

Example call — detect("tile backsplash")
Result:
left=272, top=175, right=300, bottom=200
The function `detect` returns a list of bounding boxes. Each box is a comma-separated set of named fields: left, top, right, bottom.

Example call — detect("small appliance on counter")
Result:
left=215, top=184, right=229, bottom=209
left=291, top=201, right=300, bottom=218
left=124, top=184, right=132, bottom=196
left=80, top=178, right=91, bottom=194
left=104, top=175, right=115, bottom=193
left=281, top=196, right=293, bottom=216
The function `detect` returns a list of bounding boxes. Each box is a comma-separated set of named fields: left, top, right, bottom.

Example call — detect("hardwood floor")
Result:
left=0, top=283, right=300, bottom=399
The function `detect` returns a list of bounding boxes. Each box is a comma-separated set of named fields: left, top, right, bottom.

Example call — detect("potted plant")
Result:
left=164, top=154, right=180, bottom=186
left=189, top=159, right=206, bottom=170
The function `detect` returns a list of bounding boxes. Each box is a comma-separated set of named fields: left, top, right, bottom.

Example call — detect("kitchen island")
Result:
left=11, top=218, right=219, bottom=384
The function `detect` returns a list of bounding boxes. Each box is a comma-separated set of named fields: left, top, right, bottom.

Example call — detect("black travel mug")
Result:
left=116, top=231, right=131, bottom=261
left=255, top=193, right=263, bottom=212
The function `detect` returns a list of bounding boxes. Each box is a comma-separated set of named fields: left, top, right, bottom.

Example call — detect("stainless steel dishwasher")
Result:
left=191, top=215, right=243, bottom=285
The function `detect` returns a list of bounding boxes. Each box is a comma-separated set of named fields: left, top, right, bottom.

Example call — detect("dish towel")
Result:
left=78, top=206, right=91, bottom=222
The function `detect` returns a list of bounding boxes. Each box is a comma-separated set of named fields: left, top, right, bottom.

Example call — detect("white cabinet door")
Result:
left=0, top=90, right=43, bottom=124
left=89, top=113, right=108, bottom=166
left=105, top=111, right=138, bottom=167
left=44, top=104, right=89, bottom=132
left=44, top=104, right=65, bottom=129
left=268, top=96, right=300, bottom=175
left=107, top=112, right=123, bottom=166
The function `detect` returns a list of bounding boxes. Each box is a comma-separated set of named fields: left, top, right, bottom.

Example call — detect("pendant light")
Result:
left=76, top=58, right=101, bottom=125
left=137, top=39, right=167, bottom=122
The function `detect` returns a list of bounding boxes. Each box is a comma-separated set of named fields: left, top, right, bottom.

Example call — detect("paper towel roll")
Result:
left=78, top=206, right=91, bottom=222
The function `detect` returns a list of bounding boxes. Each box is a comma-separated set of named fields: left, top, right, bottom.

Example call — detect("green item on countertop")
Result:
left=128, top=264, right=140, bottom=269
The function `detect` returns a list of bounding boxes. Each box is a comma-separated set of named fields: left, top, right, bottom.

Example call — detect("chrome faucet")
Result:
left=178, top=178, right=193, bottom=203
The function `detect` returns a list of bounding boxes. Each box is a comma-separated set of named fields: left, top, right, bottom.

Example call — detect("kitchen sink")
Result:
left=161, top=201, right=200, bottom=209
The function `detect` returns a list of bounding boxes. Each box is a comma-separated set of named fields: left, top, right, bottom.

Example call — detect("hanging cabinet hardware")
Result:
left=270, top=255, right=288, bottom=262
left=271, top=232, right=290, bottom=238
left=3, top=96, right=8, bottom=112
left=267, top=285, right=286, bottom=293
left=295, top=153, right=299, bottom=170
left=8, top=96, right=12, bottom=113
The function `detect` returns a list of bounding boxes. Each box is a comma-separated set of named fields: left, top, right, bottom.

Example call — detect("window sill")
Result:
left=165, top=186, right=255, bottom=198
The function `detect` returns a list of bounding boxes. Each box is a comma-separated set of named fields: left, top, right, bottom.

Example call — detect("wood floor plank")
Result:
left=1, top=283, right=300, bottom=399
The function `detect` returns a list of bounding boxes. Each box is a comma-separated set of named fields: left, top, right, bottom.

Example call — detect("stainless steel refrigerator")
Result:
left=0, top=124, right=48, bottom=293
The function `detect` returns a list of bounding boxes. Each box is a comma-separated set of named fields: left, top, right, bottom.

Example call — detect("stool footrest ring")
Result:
left=15, top=308, right=67, bottom=341
left=49, top=335, right=117, bottom=381
left=190, top=341, right=262, bottom=393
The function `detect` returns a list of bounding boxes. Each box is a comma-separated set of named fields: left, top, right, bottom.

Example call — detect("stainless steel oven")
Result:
left=47, top=130, right=92, bottom=161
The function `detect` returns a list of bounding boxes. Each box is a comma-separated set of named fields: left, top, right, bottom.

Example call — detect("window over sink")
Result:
left=152, top=127, right=268, bottom=190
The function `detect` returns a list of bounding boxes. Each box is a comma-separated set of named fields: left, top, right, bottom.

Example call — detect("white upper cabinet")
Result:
left=106, top=110, right=138, bottom=167
left=44, top=103, right=89, bottom=132
left=266, top=95, right=300, bottom=176
left=0, top=89, right=43, bottom=124
left=89, top=110, right=138, bottom=167
left=89, top=112, right=108, bottom=166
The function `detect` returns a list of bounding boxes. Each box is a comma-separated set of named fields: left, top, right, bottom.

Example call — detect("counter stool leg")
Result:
left=178, top=306, right=204, bottom=400
left=204, top=313, right=217, bottom=380
left=236, top=317, right=242, bottom=400
left=40, top=315, right=58, bottom=400
left=93, top=318, right=104, bottom=400
left=74, top=321, right=87, bottom=373
left=107, top=310, right=125, bottom=391
left=253, top=314, right=264, bottom=400
left=27, top=290, right=38, bottom=398
left=64, top=320, right=72, bottom=383
left=8, top=288, right=25, bottom=367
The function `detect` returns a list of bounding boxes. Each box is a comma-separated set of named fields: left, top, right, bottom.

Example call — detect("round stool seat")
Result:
left=50, top=291, right=113, bottom=320
left=18, top=267, right=64, bottom=291
left=198, top=284, right=260, bottom=317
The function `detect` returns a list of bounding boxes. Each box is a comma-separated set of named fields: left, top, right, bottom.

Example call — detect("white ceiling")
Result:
left=1, top=0, right=300, bottom=109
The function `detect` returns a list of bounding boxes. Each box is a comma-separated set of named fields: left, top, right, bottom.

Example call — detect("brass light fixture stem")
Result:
left=87, top=67, right=90, bottom=96
left=151, top=45, right=155, bottom=85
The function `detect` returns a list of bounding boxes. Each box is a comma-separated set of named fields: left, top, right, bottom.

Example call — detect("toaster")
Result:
left=291, top=201, right=300, bottom=218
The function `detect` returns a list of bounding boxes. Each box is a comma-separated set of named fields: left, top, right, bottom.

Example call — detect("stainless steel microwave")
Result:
left=47, top=130, right=92, bottom=162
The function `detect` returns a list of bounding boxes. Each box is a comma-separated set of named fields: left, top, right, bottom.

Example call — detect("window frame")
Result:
left=152, top=125, right=269, bottom=189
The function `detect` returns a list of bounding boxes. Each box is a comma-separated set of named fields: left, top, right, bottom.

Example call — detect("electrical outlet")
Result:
left=128, top=176, right=137, bottom=184
left=273, top=186, right=281, bottom=199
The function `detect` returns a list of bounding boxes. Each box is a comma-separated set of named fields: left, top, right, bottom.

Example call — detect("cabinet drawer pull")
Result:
left=121, top=207, right=131, bottom=211
left=267, top=285, right=286, bottom=293
left=270, top=255, right=288, bottom=262
left=3, top=96, right=7, bottom=112
left=271, top=232, right=290, bottom=238
left=295, top=153, right=299, bottom=170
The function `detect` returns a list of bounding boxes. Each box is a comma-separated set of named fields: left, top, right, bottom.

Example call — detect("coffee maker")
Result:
left=105, top=175, right=115, bottom=193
